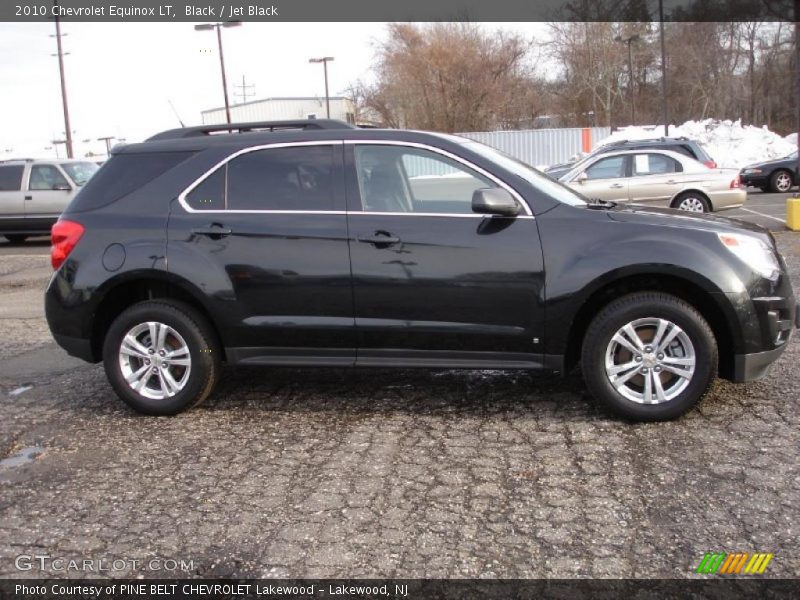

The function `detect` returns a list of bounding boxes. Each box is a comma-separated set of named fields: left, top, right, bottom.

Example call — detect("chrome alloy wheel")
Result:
left=677, top=196, right=706, bottom=212
left=118, top=321, right=192, bottom=400
left=774, top=172, right=792, bottom=192
left=604, top=318, right=696, bottom=405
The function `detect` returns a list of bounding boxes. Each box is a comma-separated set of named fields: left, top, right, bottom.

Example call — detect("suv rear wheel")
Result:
left=102, top=300, right=221, bottom=415
left=581, top=292, right=717, bottom=421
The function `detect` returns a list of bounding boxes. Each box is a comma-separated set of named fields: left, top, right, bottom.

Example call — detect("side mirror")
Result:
left=472, top=188, right=520, bottom=217
left=52, top=183, right=72, bottom=191
left=576, top=172, right=588, bottom=184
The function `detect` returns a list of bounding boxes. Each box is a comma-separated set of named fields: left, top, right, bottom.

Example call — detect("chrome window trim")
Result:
left=344, top=139, right=532, bottom=216
left=177, top=139, right=533, bottom=217
left=177, top=140, right=343, bottom=214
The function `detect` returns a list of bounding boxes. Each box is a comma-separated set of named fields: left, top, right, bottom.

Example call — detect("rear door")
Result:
left=0, top=164, right=26, bottom=228
left=168, top=141, right=356, bottom=365
left=626, top=153, right=684, bottom=205
left=25, top=163, right=74, bottom=219
left=344, top=141, right=546, bottom=367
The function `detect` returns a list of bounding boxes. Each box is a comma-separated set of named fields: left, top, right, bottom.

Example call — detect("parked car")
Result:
left=545, top=137, right=717, bottom=180
left=0, top=158, right=99, bottom=243
left=740, top=151, right=798, bottom=193
left=559, top=149, right=745, bottom=213
left=44, top=119, right=797, bottom=421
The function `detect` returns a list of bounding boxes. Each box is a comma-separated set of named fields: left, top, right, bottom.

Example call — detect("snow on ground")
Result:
left=595, top=119, right=795, bottom=169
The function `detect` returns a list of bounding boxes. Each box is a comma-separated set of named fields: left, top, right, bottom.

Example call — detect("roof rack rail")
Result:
left=146, top=119, right=357, bottom=141
left=0, top=158, right=36, bottom=163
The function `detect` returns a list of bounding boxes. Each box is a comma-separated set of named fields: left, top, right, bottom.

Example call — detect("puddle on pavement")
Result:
left=0, top=445, right=43, bottom=473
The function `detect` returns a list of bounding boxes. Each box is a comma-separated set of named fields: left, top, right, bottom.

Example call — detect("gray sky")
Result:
left=0, top=22, right=548, bottom=159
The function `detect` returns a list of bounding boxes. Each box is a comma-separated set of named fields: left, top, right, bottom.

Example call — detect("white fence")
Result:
left=404, top=126, right=611, bottom=177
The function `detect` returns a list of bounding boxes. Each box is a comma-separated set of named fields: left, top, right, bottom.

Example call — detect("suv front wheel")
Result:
left=102, top=300, right=221, bottom=415
left=581, top=292, right=718, bottom=421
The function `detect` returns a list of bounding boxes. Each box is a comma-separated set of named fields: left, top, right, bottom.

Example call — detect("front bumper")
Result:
left=732, top=300, right=798, bottom=382
left=740, top=173, right=769, bottom=188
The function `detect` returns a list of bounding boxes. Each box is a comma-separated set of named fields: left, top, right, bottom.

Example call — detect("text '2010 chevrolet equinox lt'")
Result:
left=44, top=120, right=799, bottom=421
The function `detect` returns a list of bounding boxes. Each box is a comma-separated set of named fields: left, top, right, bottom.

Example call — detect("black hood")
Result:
left=605, top=204, right=772, bottom=240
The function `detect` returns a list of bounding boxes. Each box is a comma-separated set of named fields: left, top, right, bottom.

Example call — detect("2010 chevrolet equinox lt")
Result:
left=44, top=120, right=799, bottom=421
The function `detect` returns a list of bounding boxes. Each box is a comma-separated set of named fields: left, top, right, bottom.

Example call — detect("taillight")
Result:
left=51, top=219, right=84, bottom=270
left=704, top=159, right=717, bottom=168
left=730, top=175, right=741, bottom=189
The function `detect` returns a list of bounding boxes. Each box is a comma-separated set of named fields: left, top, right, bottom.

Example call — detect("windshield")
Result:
left=61, top=161, right=99, bottom=186
left=462, top=141, right=588, bottom=207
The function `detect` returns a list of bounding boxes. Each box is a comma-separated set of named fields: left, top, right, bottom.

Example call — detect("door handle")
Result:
left=191, top=224, right=232, bottom=238
left=666, top=179, right=677, bottom=184
left=24, top=195, right=32, bottom=201
left=610, top=183, right=624, bottom=189
left=357, top=232, right=400, bottom=246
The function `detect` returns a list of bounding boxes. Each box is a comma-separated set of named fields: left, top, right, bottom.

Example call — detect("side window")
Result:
left=633, top=154, right=682, bottom=176
left=0, top=165, right=24, bottom=191
left=585, top=156, right=627, bottom=180
left=29, top=165, right=70, bottom=191
left=354, top=145, right=499, bottom=214
left=186, top=168, right=226, bottom=210
left=228, top=146, right=335, bottom=211
left=187, top=145, right=336, bottom=211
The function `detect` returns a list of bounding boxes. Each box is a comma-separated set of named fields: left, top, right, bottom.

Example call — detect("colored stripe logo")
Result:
left=696, top=552, right=773, bottom=574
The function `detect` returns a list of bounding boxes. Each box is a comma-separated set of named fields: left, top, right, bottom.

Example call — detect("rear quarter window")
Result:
left=67, top=151, right=194, bottom=212
left=0, top=165, right=24, bottom=191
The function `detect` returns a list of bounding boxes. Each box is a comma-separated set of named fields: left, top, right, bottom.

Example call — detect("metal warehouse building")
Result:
left=201, top=96, right=357, bottom=125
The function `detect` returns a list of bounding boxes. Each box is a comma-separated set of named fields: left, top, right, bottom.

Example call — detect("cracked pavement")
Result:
left=0, top=234, right=798, bottom=579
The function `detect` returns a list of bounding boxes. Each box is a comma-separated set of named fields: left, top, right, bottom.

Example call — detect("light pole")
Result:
left=97, top=136, right=116, bottom=156
left=309, top=57, right=334, bottom=119
left=614, top=34, right=640, bottom=126
left=195, top=22, right=241, bottom=124
left=659, top=0, right=669, bottom=136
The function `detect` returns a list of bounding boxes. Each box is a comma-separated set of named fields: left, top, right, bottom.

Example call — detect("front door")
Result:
left=345, top=142, right=546, bottom=368
left=573, top=155, right=630, bottom=202
left=167, top=141, right=356, bottom=365
left=25, top=164, right=74, bottom=219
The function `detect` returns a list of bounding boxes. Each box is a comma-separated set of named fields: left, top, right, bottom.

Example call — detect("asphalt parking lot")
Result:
left=0, top=191, right=798, bottom=579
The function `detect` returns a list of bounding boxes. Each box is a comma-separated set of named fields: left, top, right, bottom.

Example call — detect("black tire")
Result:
left=4, top=234, right=28, bottom=244
left=769, top=169, right=794, bottom=193
left=102, top=300, right=221, bottom=415
left=671, top=191, right=711, bottom=213
left=581, top=292, right=717, bottom=422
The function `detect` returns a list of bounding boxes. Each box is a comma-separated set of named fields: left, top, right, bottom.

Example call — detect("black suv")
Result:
left=45, top=120, right=797, bottom=421
left=544, top=137, right=716, bottom=180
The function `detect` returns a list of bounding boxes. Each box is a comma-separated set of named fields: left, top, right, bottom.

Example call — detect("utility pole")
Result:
left=309, top=57, right=334, bottom=119
left=659, top=0, right=669, bottom=136
left=194, top=22, right=242, bottom=124
left=51, top=0, right=73, bottom=158
left=614, top=34, right=640, bottom=126
left=234, top=75, right=255, bottom=104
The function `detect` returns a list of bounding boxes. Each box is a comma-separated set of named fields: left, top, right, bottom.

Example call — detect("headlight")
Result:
left=742, top=168, right=762, bottom=174
left=718, top=233, right=780, bottom=281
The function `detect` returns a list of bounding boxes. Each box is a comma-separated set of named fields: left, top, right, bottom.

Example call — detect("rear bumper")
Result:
left=52, top=333, right=97, bottom=363
left=710, top=188, right=747, bottom=211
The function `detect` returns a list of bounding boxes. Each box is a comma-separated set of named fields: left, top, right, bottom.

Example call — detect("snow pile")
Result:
left=596, top=119, right=795, bottom=169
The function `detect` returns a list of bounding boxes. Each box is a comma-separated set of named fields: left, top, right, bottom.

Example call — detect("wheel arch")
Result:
left=89, top=271, right=225, bottom=363
left=564, top=270, right=740, bottom=380
left=669, top=188, right=712, bottom=210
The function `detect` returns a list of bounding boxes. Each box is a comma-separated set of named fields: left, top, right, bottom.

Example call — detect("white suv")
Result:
left=0, top=158, right=99, bottom=243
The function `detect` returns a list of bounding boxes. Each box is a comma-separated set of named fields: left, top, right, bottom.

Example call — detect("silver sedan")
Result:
left=559, top=149, right=746, bottom=213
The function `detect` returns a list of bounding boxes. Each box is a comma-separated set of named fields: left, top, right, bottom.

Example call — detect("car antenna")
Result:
left=167, top=99, right=186, bottom=128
